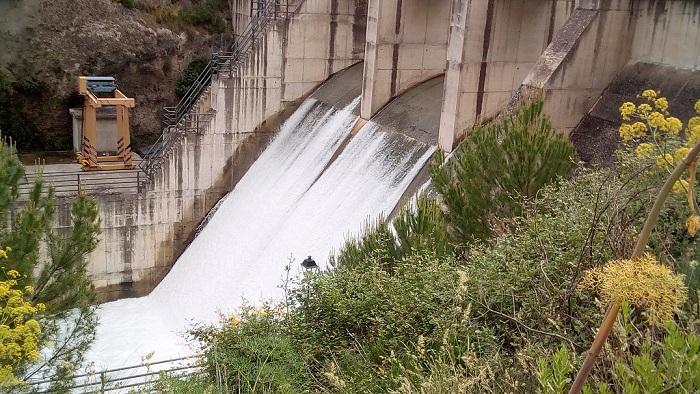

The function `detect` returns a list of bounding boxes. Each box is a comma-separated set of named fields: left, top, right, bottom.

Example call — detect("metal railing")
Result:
left=25, top=355, right=204, bottom=393
left=138, top=0, right=301, bottom=181
left=19, top=167, right=148, bottom=198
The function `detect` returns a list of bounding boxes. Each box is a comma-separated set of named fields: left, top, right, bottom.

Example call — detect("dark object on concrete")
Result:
left=301, top=256, right=318, bottom=270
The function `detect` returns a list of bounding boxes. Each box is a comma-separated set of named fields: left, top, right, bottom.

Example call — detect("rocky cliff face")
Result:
left=0, top=0, right=227, bottom=151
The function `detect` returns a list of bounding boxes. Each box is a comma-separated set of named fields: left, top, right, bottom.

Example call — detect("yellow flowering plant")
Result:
left=571, top=93, right=700, bottom=392
left=578, top=254, right=687, bottom=325
left=618, top=90, right=700, bottom=236
left=0, top=247, right=45, bottom=388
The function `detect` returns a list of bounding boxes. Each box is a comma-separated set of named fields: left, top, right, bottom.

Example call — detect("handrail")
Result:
left=24, top=355, right=204, bottom=393
left=138, top=0, right=300, bottom=182
left=18, top=167, right=148, bottom=197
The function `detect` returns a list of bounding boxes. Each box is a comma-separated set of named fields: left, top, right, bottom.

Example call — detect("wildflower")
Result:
left=672, top=179, right=689, bottom=195
left=647, top=112, right=668, bottom=131
left=6, top=270, right=20, bottom=279
left=253, top=308, right=267, bottom=317
left=579, top=254, right=687, bottom=324
left=619, top=123, right=635, bottom=141
left=695, top=99, right=700, bottom=113
left=689, top=116, right=700, bottom=130
left=619, top=102, right=636, bottom=120
left=687, top=215, right=700, bottom=237
left=23, top=286, right=34, bottom=295
left=688, top=125, right=700, bottom=144
left=635, top=143, right=654, bottom=158
left=631, top=122, right=648, bottom=138
left=637, top=103, right=653, bottom=117
left=229, top=314, right=240, bottom=326
left=642, top=89, right=658, bottom=100
left=656, top=153, right=674, bottom=169
left=674, top=147, right=690, bottom=163
left=666, top=117, right=682, bottom=134
left=0, top=250, right=7, bottom=260
left=654, top=97, right=669, bottom=112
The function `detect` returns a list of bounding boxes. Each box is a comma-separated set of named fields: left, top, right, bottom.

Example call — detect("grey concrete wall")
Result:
left=629, top=0, right=700, bottom=70
left=438, top=0, right=578, bottom=151
left=222, top=0, right=367, bottom=129
left=360, top=0, right=451, bottom=119
left=514, top=0, right=699, bottom=141
left=438, top=0, right=700, bottom=151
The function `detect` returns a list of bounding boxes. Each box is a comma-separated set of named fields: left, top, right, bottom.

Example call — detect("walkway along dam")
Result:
left=16, top=0, right=700, bottom=370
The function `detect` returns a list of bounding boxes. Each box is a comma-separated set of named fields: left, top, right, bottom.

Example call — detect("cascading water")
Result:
left=82, top=92, right=435, bottom=371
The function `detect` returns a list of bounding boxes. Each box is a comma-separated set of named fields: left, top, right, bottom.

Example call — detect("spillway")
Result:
left=81, top=64, right=437, bottom=370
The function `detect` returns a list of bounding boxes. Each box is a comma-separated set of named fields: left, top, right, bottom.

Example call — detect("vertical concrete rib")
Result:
left=438, top=0, right=470, bottom=152
left=360, top=0, right=380, bottom=119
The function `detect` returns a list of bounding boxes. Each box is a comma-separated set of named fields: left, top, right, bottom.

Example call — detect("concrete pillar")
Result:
left=359, top=0, right=381, bottom=119
left=360, top=0, right=451, bottom=120
left=438, top=0, right=469, bottom=152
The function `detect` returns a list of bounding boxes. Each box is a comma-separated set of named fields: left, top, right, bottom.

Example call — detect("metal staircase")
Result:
left=138, top=0, right=302, bottom=181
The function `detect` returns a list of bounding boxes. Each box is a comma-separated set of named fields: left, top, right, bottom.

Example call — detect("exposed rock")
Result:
left=0, top=0, right=225, bottom=150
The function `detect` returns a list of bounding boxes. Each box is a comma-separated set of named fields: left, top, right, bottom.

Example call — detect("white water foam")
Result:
left=83, top=95, right=435, bottom=371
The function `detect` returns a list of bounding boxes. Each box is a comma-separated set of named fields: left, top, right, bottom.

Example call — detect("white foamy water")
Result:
left=83, top=95, right=435, bottom=371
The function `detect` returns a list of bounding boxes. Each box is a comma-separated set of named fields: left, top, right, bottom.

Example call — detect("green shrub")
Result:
left=287, top=252, right=483, bottom=392
left=119, top=0, right=136, bottom=9
left=331, top=195, right=452, bottom=271
left=538, top=321, right=700, bottom=393
left=431, top=100, right=576, bottom=245
left=175, top=58, right=208, bottom=98
left=179, top=0, right=227, bottom=33
left=190, top=304, right=310, bottom=394
left=0, top=72, right=45, bottom=150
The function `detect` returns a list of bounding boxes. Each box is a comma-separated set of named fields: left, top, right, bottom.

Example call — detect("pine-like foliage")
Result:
left=0, top=140, right=100, bottom=389
left=331, top=195, right=452, bottom=272
left=431, top=100, right=576, bottom=244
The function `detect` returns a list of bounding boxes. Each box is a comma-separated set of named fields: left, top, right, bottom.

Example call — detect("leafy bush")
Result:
left=150, top=0, right=228, bottom=33
left=179, top=0, right=226, bottom=33
left=190, top=304, right=310, bottom=394
left=331, top=195, right=452, bottom=271
left=175, top=58, right=208, bottom=98
left=0, top=72, right=44, bottom=150
left=538, top=320, right=700, bottom=393
left=431, top=100, right=576, bottom=245
left=119, top=0, right=136, bottom=9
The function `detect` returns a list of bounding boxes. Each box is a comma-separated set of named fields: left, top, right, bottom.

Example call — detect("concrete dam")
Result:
left=17, top=0, right=700, bottom=372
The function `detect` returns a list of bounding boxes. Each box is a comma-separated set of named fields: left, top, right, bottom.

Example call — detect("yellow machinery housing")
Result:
left=76, top=76, right=135, bottom=171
